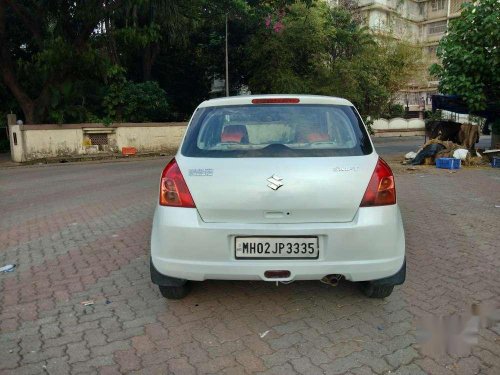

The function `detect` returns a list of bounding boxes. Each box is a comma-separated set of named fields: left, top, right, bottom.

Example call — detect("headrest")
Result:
left=221, top=125, right=248, bottom=143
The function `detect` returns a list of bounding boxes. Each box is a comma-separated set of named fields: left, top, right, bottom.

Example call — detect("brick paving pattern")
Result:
left=0, top=154, right=499, bottom=374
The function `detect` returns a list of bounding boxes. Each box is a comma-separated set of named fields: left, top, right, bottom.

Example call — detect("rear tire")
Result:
left=159, top=284, right=190, bottom=300
left=359, top=282, right=394, bottom=298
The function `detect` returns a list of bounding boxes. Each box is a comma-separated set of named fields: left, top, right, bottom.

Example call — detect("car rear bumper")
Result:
left=151, top=205, right=405, bottom=282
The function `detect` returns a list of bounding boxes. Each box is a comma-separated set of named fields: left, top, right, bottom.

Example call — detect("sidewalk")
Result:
left=0, top=152, right=19, bottom=168
left=0, top=151, right=172, bottom=169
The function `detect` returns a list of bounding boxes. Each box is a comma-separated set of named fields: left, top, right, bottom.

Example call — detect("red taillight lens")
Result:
left=159, top=159, right=196, bottom=208
left=360, top=158, right=396, bottom=207
left=251, top=98, right=300, bottom=104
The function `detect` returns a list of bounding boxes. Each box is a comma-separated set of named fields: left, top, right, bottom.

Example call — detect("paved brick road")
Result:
left=0, top=149, right=499, bottom=374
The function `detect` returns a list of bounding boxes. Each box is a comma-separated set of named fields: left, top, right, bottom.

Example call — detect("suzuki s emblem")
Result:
left=267, top=175, right=283, bottom=191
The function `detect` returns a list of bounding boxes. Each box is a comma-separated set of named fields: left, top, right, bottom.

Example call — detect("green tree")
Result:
left=106, top=0, right=191, bottom=82
left=347, top=36, right=422, bottom=120
left=194, top=0, right=314, bottom=97
left=0, top=0, right=112, bottom=123
left=103, top=80, right=169, bottom=122
left=430, top=0, right=500, bottom=113
left=0, top=0, right=421, bottom=125
left=244, top=1, right=422, bottom=121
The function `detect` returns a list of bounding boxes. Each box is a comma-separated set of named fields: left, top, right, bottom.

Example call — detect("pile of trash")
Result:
left=404, top=123, right=488, bottom=167
left=404, top=139, right=484, bottom=166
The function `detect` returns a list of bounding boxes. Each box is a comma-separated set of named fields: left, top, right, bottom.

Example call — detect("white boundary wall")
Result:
left=371, top=118, right=425, bottom=137
left=8, top=122, right=187, bottom=162
left=7, top=117, right=426, bottom=162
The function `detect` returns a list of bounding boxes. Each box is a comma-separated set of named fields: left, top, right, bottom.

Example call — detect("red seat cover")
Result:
left=221, top=125, right=248, bottom=143
left=307, top=133, right=329, bottom=142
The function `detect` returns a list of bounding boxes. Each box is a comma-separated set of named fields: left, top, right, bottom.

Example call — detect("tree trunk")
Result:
left=143, top=45, right=152, bottom=81
left=21, top=100, right=35, bottom=124
left=0, top=1, right=36, bottom=123
left=0, top=64, right=36, bottom=123
left=142, top=43, right=159, bottom=82
left=1, top=53, right=56, bottom=124
left=492, top=133, right=500, bottom=149
left=1, top=0, right=96, bottom=124
left=105, top=17, right=120, bottom=65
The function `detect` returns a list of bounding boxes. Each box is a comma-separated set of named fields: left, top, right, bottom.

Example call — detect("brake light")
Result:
left=159, top=159, right=196, bottom=207
left=252, top=98, right=300, bottom=104
left=360, top=158, right=396, bottom=207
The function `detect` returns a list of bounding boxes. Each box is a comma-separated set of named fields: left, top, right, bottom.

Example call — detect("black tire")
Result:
left=159, top=283, right=190, bottom=300
left=359, top=282, right=394, bottom=298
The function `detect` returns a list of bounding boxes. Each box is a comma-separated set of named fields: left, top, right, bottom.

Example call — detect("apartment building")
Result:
left=352, top=0, right=470, bottom=109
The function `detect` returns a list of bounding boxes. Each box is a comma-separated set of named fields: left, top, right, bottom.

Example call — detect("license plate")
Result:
left=235, top=237, right=319, bottom=259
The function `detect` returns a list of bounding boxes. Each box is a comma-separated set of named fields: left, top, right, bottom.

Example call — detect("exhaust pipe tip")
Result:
left=321, top=274, right=343, bottom=287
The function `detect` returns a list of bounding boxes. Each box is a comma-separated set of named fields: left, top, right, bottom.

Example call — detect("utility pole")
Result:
left=446, top=0, right=451, bottom=28
left=225, top=13, right=229, bottom=97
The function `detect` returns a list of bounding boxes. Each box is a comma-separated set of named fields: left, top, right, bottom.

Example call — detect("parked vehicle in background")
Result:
left=151, top=95, right=406, bottom=299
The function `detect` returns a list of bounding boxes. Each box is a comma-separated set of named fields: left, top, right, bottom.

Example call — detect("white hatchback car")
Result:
left=151, top=95, right=405, bottom=299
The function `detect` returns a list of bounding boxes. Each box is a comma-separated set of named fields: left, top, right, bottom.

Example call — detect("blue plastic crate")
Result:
left=436, top=157, right=461, bottom=169
left=492, top=157, right=500, bottom=168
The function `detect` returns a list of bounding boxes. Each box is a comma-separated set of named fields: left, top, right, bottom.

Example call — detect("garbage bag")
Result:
left=411, top=143, right=446, bottom=165
left=405, top=151, right=417, bottom=160
left=453, top=149, right=469, bottom=160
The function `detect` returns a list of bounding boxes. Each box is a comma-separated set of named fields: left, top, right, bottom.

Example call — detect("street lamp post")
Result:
left=225, top=13, right=229, bottom=97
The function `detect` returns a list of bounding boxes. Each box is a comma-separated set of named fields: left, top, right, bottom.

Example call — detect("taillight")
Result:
left=159, top=159, right=196, bottom=207
left=360, top=158, right=396, bottom=207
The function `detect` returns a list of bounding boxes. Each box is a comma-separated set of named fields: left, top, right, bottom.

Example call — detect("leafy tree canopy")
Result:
left=430, top=0, right=500, bottom=112
left=245, top=2, right=422, bottom=121
left=0, top=0, right=421, bottom=125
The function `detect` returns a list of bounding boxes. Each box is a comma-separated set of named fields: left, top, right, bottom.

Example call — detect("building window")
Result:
left=427, top=45, right=438, bottom=56
left=431, top=0, right=446, bottom=11
left=428, top=21, right=447, bottom=35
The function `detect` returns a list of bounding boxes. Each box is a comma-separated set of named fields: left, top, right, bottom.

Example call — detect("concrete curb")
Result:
left=0, top=151, right=175, bottom=169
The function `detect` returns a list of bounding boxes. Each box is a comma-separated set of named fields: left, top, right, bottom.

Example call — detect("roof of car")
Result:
left=198, top=94, right=353, bottom=108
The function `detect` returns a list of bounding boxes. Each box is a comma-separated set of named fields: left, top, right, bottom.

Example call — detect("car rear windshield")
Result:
left=181, top=104, right=373, bottom=157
